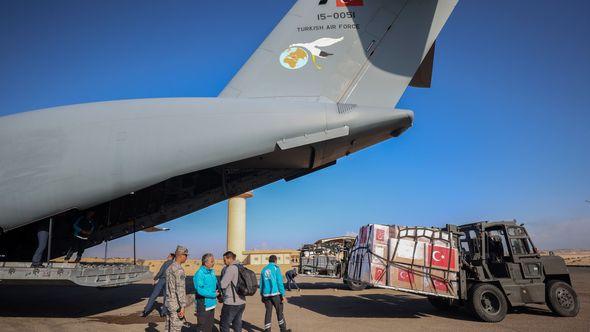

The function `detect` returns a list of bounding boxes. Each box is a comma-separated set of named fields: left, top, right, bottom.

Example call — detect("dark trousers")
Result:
left=144, top=278, right=168, bottom=315
left=196, top=298, right=215, bottom=332
left=286, top=276, right=299, bottom=291
left=32, top=230, right=49, bottom=265
left=65, top=237, right=87, bottom=262
left=263, top=295, right=286, bottom=332
left=220, top=303, right=245, bottom=332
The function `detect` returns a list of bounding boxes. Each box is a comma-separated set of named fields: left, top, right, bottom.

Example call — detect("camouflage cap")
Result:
left=175, top=245, right=189, bottom=255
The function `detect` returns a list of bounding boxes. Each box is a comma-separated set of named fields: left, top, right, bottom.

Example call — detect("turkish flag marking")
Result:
left=337, top=0, right=364, bottom=7
left=428, top=245, right=457, bottom=270
left=376, top=228, right=385, bottom=242
left=398, top=268, right=415, bottom=283
left=432, top=278, right=449, bottom=292
left=374, top=267, right=385, bottom=281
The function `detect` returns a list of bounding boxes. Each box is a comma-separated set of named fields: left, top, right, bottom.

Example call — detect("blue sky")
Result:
left=1, top=1, right=588, bottom=258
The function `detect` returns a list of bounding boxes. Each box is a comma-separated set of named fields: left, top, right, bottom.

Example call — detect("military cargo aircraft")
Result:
left=0, top=0, right=459, bottom=262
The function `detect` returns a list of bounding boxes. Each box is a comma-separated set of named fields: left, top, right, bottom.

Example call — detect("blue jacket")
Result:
left=193, top=266, right=218, bottom=310
left=260, top=263, right=285, bottom=297
left=154, top=259, right=174, bottom=281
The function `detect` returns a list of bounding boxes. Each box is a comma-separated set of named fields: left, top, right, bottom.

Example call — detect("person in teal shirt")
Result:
left=260, top=255, right=290, bottom=332
left=194, top=253, right=219, bottom=332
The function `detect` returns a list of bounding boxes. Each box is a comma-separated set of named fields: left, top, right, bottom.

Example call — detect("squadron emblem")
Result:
left=279, top=37, right=344, bottom=70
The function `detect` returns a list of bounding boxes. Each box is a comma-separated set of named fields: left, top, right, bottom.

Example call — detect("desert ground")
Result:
left=77, top=249, right=590, bottom=277
left=73, top=257, right=295, bottom=275
left=0, top=265, right=588, bottom=332
left=546, top=250, right=590, bottom=266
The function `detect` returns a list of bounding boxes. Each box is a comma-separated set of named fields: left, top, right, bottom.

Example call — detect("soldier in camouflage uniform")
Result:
left=165, top=245, right=189, bottom=332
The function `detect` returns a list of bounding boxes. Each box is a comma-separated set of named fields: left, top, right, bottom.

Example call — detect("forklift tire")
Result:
left=427, top=296, right=454, bottom=311
left=468, top=283, right=508, bottom=323
left=546, top=280, right=580, bottom=317
left=345, top=280, right=367, bottom=291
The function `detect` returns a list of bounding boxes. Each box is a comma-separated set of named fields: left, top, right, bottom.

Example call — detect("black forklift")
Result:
left=430, top=221, right=580, bottom=322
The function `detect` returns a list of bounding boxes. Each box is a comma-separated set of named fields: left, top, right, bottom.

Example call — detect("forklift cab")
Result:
left=455, top=221, right=579, bottom=322
left=459, top=221, right=546, bottom=304
left=486, top=223, right=542, bottom=281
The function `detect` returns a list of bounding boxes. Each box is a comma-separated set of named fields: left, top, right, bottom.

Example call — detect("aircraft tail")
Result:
left=220, top=0, right=458, bottom=108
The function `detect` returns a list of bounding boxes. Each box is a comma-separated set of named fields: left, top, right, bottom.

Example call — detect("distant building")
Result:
left=242, top=249, right=300, bottom=266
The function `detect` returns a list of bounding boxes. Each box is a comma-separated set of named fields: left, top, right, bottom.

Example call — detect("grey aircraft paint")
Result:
left=0, top=0, right=458, bottom=260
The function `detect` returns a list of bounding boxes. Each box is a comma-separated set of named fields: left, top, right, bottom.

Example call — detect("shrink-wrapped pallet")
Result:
left=388, top=238, right=426, bottom=266
left=348, top=224, right=397, bottom=285
left=347, top=224, right=461, bottom=299
left=388, top=265, right=424, bottom=291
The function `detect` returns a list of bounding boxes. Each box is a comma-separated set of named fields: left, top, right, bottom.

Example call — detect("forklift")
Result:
left=429, top=221, right=580, bottom=322
left=343, top=221, right=580, bottom=322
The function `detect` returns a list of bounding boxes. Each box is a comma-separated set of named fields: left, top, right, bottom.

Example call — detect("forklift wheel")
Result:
left=427, top=296, right=454, bottom=311
left=344, top=280, right=367, bottom=291
left=468, top=283, right=508, bottom=322
left=546, top=280, right=580, bottom=317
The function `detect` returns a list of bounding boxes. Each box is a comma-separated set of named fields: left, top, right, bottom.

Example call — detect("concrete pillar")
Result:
left=227, top=192, right=253, bottom=262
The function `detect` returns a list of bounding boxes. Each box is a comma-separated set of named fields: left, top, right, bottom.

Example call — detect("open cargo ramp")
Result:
left=0, top=262, right=151, bottom=287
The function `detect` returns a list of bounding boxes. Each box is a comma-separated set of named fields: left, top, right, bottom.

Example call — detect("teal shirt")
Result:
left=193, top=265, right=218, bottom=310
left=259, top=263, right=285, bottom=297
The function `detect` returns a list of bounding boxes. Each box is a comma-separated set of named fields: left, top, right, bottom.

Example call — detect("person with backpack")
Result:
left=219, top=251, right=246, bottom=332
left=260, top=255, right=290, bottom=332
left=194, top=253, right=219, bottom=332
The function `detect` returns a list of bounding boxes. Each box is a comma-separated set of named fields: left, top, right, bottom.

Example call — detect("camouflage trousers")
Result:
left=165, top=312, right=184, bottom=332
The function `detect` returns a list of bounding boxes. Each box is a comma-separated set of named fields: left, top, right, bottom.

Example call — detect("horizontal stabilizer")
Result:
left=277, top=126, right=349, bottom=150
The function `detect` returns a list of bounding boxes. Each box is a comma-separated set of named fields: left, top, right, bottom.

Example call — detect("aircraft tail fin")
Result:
left=220, top=0, right=458, bottom=108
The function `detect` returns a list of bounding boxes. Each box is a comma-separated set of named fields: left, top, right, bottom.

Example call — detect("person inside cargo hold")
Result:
left=31, top=219, right=49, bottom=268
left=64, top=210, right=96, bottom=263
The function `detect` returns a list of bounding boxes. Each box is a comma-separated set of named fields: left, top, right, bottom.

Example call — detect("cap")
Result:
left=175, top=245, right=189, bottom=255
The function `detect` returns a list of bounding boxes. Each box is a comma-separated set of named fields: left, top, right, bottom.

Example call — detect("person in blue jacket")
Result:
left=194, top=253, right=219, bottom=332
left=260, top=255, right=290, bottom=332
left=142, top=252, right=175, bottom=317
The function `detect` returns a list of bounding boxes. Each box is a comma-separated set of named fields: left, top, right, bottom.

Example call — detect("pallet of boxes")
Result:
left=347, top=224, right=460, bottom=299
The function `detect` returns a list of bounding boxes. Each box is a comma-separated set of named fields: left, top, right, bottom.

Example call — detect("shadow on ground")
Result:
left=288, top=291, right=559, bottom=321
left=0, top=277, right=196, bottom=318
left=0, top=276, right=266, bottom=332
left=136, top=317, right=263, bottom=332
left=287, top=292, right=479, bottom=321
left=292, top=279, right=348, bottom=290
left=0, top=283, right=152, bottom=318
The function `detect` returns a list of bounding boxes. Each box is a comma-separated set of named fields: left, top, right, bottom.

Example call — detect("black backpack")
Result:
left=235, top=264, right=258, bottom=296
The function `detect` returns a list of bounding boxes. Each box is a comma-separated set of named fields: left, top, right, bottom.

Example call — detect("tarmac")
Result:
left=0, top=266, right=588, bottom=332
